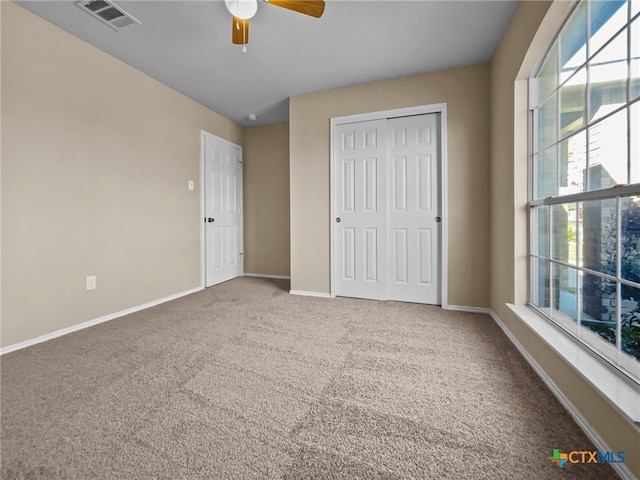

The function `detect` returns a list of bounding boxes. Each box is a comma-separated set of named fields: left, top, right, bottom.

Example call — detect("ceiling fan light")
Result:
left=225, top=0, right=257, bottom=20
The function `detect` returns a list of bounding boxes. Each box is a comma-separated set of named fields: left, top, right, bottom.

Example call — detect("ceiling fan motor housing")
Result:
left=225, top=0, right=257, bottom=20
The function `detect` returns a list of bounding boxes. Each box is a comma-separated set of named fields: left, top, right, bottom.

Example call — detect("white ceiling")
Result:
left=16, top=0, right=519, bottom=126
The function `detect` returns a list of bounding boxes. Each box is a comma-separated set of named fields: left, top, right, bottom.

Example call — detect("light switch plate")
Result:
left=188, top=180, right=195, bottom=191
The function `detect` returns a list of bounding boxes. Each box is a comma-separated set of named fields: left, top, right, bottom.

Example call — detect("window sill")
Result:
left=507, top=303, right=640, bottom=428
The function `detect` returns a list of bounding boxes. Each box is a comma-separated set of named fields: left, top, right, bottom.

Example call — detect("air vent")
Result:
left=76, top=0, right=140, bottom=31
left=84, top=0, right=110, bottom=11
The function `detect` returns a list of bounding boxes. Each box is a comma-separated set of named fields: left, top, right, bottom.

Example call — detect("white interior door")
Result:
left=203, top=133, right=243, bottom=287
left=333, top=113, right=441, bottom=304
left=334, top=119, right=388, bottom=300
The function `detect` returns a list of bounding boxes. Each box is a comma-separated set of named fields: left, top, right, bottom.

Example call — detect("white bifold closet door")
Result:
left=333, top=114, right=440, bottom=304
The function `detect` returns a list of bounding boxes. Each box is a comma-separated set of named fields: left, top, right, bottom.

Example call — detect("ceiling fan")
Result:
left=224, top=0, right=326, bottom=50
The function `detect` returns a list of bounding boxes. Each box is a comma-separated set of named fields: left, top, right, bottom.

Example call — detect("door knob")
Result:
left=336, top=217, right=341, bottom=223
left=435, top=216, right=441, bottom=223
left=207, top=217, right=215, bottom=223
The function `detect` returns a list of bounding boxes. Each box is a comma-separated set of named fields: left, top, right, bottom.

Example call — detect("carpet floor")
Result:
left=1, top=277, right=619, bottom=479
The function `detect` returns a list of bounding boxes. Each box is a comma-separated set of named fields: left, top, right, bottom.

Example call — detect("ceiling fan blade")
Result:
left=232, top=16, right=249, bottom=44
left=267, top=0, right=325, bottom=18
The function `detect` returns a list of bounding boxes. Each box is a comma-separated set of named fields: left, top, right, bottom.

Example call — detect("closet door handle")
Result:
left=336, top=217, right=341, bottom=223
left=435, top=216, right=441, bottom=223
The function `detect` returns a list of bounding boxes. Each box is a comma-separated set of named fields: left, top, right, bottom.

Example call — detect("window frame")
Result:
left=528, top=0, right=640, bottom=386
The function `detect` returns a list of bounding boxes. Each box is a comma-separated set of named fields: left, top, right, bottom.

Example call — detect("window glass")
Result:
left=632, top=17, right=639, bottom=101
left=632, top=0, right=639, bottom=18
left=533, top=258, right=551, bottom=311
left=552, top=203, right=578, bottom=265
left=631, top=101, right=640, bottom=184
left=579, top=273, right=618, bottom=354
left=588, top=30, right=627, bottom=123
left=620, top=283, right=640, bottom=363
left=579, top=198, right=617, bottom=276
left=552, top=264, right=578, bottom=328
left=561, top=67, right=587, bottom=137
left=538, top=42, right=558, bottom=105
left=536, top=206, right=550, bottom=257
left=559, top=131, right=587, bottom=196
left=589, top=0, right=628, bottom=55
left=535, top=147, right=558, bottom=199
left=538, top=94, right=558, bottom=150
left=621, top=196, right=640, bottom=285
left=561, top=2, right=587, bottom=84
left=587, top=108, right=628, bottom=189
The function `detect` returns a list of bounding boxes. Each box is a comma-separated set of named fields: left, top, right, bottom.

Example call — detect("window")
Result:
left=530, top=0, right=640, bottom=383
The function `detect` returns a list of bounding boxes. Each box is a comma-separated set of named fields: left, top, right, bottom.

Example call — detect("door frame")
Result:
left=329, top=103, right=448, bottom=307
left=199, top=130, right=244, bottom=289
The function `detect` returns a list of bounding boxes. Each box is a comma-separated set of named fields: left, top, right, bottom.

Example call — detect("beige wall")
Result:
left=490, top=1, right=640, bottom=477
left=1, top=2, right=242, bottom=347
left=289, top=64, right=491, bottom=306
left=242, top=122, right=290, bottom=276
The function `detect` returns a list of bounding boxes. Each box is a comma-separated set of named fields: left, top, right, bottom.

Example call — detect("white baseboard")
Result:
left=0, top=286, right=203, bottom=356
left=243, top=273, right=291, bottom=280
left=444, top=305, right=491, bottom=315
left=489, top=309, right=637, bottom=480
left=289, top=290, right=332, bottom=298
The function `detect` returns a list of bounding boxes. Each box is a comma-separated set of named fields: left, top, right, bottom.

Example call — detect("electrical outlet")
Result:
left=86, top=275, right=97, bottom=291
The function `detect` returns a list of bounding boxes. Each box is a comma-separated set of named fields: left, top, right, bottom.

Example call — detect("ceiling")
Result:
left=16, top=0, right=520, bottom=126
